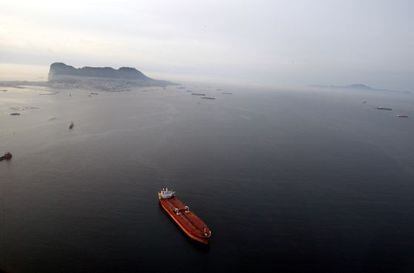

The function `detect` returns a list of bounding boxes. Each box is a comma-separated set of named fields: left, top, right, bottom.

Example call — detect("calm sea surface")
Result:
left=1, top=84, right=414, bottom=273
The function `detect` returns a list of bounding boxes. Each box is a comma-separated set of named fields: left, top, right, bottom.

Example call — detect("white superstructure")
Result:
left=158, top=187, right=175, bottom=199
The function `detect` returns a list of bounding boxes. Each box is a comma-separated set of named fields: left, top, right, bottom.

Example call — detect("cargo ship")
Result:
left=158, top=188, right=212, bottom=244
left=376, top=106, right=393, bottom=111
left=0, top=152, right=12, bottom=161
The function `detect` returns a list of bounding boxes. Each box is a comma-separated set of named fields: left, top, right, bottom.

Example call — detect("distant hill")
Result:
left=340, top=83, right=373, bottom=90
left=311, top=83, right=411, bottom=94
left=311, top=83, right=374, bottom=90
left=43, top=62, right=174, bottom=90
left=48, top=62, right=152, bottom=81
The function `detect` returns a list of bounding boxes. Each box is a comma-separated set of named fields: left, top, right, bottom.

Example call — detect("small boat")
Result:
left=158, top=188, right=212, bottom=244
left=201, top=96, right=216, bottom=100
left=10, top=112, right=20, bottom=116
left=191, top=93, right=206, bottom=96
left=69, top=121, right=74, bottom=130
left=396, top=115, right=408, bottom=118
left=376, top=107, right=393, bottom=111
left=0, top=152, right=12, bottom=161
left=222, top=92, right=233, bottom=95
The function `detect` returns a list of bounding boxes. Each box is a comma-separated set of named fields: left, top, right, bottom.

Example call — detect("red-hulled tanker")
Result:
left=158, top=188, right=212, bottom=244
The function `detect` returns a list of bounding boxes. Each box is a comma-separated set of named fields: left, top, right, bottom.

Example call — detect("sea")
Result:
left=1, top=83, right=413, bottom=273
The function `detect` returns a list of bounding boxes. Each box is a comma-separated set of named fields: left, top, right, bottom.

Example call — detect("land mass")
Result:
left=48, top=63, right=152, bottom=81
left=0, top=62, right=174, bottom=91
left=311, top=83, right=411, bottom=94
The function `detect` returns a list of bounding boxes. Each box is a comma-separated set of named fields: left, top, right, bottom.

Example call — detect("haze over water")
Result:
left=1, top=84, right=413, bottom=273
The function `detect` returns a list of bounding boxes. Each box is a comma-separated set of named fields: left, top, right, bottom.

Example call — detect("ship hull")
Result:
left=159, top=196, right=211, bottom=244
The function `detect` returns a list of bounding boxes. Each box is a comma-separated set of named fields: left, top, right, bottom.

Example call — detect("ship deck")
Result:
left=160, top=197, right=210, bottom=243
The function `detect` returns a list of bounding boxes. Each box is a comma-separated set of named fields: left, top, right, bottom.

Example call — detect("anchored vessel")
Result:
left=158, top=188, right=212, bottom=244
left=0, top=152, right=12, bottom=161
left=376, top=106, right=393, bottom=111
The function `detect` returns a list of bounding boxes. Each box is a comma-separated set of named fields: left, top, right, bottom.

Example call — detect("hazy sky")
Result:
left=0, top=0, right=413, bottom=89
